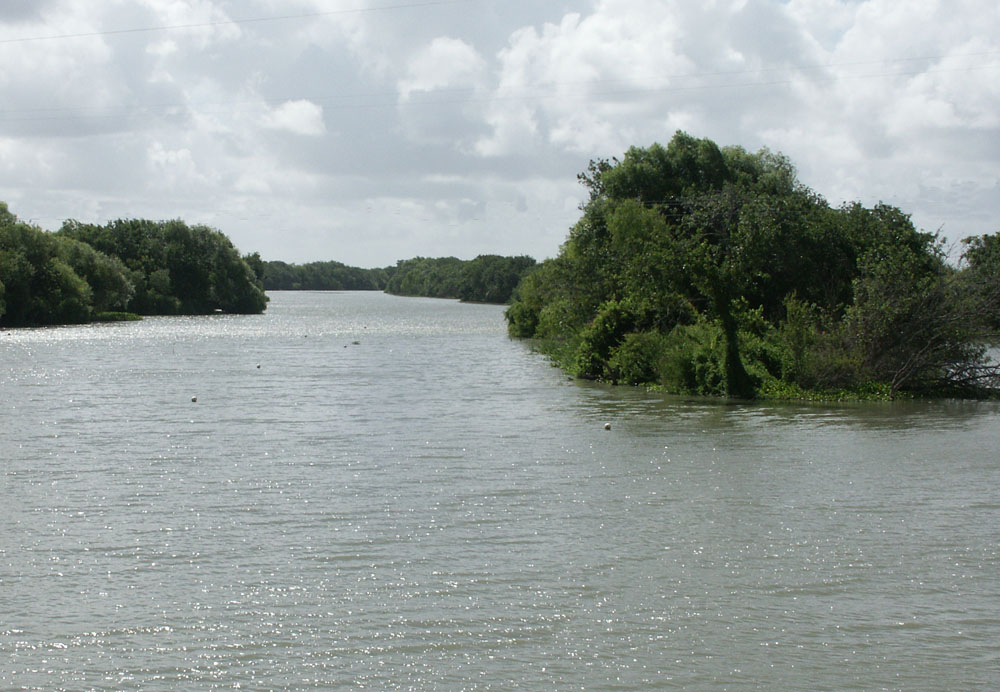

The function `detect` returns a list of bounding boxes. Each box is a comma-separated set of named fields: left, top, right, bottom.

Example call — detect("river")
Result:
left=1, top=291, right=998, bottom=691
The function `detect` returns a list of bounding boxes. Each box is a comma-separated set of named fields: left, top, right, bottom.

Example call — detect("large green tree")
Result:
left=506, top=133, right=1000, bottom=399
left=58, top=218, right=267, bottom=315
left=0, top=208, right=106, bottom=326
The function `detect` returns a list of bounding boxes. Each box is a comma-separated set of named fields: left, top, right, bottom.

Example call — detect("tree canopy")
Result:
left=506, top=132, right=1000, bottom=399
left=57, top=217, right=267, bottom=316
left=0, top=203, right=267, bottom=327
left=261, top=260, right=389, bottom=291
left=385, top=255, right=536, bottom=304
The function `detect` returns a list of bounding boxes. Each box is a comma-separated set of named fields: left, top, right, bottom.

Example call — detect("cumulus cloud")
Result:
left=262, top=100, right=326, bottom=136
left=474, top=0, right=806, bottom=157
left=147, top=141, right=210, bottom=189
left=398, top=36, right=487, bottom=101
left=0, top=0, right=997, bottom=265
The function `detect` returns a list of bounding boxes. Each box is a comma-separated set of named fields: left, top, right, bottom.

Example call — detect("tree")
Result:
left=505, top=133, right=1000, bottom=398
left=383, top=256, right=534, bottom=303
left=58, top=217, right=266, bottom=315
left=0, top=216, right=95, bottom=326
left=56, top=236, right=134, bottom=312
left=961, top=231, right=1000, bottom=331
left=459, top=255, right=536, bottom=303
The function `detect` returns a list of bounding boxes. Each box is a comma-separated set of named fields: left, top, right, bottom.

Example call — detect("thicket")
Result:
left=385, top=255, right=536, bottom=303
left=506, top=132, right=1000, bottom=399
left=0, top=202, right=267, bottom=327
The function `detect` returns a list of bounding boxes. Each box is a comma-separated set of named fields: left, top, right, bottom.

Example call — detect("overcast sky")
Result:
left=1, top=0, right=998, bottom=267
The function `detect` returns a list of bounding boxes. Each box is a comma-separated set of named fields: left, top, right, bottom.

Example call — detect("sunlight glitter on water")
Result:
left=2, top=292, right=1000, bottom=690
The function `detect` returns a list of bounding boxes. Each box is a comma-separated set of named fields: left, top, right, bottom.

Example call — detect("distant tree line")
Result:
left=262, top=254, right=536, bottom=304
left=384, top=255, right=536, bottom=303
left=1, top=199, right=538, bottom=327
left=0, top=202, right=267, bottom=327
left=505, top=132, right=1000, bottom=399
left=261, top=260, right=389, bottom=291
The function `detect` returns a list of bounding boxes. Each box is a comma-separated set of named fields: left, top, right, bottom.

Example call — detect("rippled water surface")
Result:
left=2, top=291, right=999, bottom=691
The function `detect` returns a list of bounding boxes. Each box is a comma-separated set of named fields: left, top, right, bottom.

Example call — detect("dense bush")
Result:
left=0, top=206, right=116, bottom=326
left=58, top=217, right=267, bottom=316
left=1, top=202, right=267, bottom=327
left=506, top=132, right=1000, bottom=399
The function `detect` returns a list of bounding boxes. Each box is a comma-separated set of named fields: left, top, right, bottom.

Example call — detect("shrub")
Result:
left=607, top=331, right=668, bottom=385
left=572, top=300, right=634, bottom=379
left=505, top=301, right=538, bottom=338
left=660, top=320, right=728, bottom=396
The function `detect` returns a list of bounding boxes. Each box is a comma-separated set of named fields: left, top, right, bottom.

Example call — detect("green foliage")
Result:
left=961, top=231, right=1000, bottom=331
left=769, top=295, right=858, bottom=390
left=459, top=255, right=536, bottom=303
left=505, top=132, right=1000, bottom=399
left=962, top=231, right=1000, bottom=275
left=0, top=202, right=15, bottom=227
left=0, top=211, right=103, bottom=326
left=844, top=235, right=997, bottom=396
left=607, top=331, right=669, bottom=386
left=1, top=202, right=266, bottom=326
left=56, top=236, right=134, bottom=312
left=49, top=258, right=93, bottom=324
left=386, top=257, right=466, bottom=298
left=386, top=255, right=535, bottom=304
left=659, top=320, right=728, bottom=396
left=58, top=217, right=267, bottom=316
left=262, top=259, right=388, bottom=291
left=94, top=311, right=143, bottom=322
left=505, top=300, right=538, bottom=338
left=506, top=256, right=593, bottom=340
left=572, top=300, right=635, bottom=379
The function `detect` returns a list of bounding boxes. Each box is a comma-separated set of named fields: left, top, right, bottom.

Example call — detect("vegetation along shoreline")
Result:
left=504, top=132, right=1000, bottom=401
left=3, top=131, right=999, bottom=400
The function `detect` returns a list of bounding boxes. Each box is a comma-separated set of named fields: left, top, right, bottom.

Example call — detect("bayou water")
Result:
left=2, top=291, right=998, bottom=690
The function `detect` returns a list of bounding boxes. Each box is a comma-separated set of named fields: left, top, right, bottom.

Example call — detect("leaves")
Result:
left=505, top=132, right=1000, bottom=399
left=1, top=204, right=266, bottom=326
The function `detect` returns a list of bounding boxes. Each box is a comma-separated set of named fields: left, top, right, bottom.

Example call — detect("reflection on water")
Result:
left=2, top=291, right=999, bottom=691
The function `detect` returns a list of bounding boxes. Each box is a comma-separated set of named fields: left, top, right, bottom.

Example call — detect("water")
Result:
left=2, top=291, right=998, bottom=691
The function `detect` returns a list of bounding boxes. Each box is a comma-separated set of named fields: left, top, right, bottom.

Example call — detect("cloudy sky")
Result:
left=1, top=0, right=998, bottom=267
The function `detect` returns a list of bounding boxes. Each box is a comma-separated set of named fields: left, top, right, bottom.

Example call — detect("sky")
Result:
left=1, top=0, right=998, bottom=268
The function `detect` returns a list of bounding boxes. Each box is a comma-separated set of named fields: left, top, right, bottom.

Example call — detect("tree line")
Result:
left=0, top=203, right=267, bottom=327
left=505, top=132, right=1000, bottom=399
left=262, top=260, right=389, bottom=291
left=383, top=255, right=536, bottom=303
left=1, top=201, right=537, bottom=327
left=260, top=254, right=535, bottom=304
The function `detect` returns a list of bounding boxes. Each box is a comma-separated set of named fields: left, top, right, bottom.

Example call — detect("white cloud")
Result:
left=398, top=36, right=486, bottom=101
left=262, top=100, right=326, bottom=136
left=147, top=141, right=211, bottom=190
left=0, top=0, right=998, bottom=265
left=475, top=0, right=779, bottom=157
left=135, top=0, right=242, bottom=47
